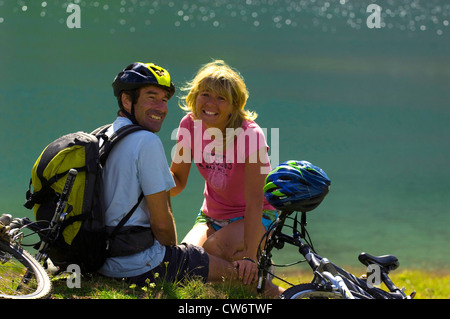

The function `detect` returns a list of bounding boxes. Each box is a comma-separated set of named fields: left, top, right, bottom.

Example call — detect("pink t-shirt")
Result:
left=176, top=114, right=274, bottom=220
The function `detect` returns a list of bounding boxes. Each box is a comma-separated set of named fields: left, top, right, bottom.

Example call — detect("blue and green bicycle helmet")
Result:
left=264, top=160, right=331, bottom=212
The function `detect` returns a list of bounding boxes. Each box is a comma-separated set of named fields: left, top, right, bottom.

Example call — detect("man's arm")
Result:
left=146, top=190, right=177, bottom=246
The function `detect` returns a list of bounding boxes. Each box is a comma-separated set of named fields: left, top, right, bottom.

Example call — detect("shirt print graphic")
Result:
left=199, top=150, right=233, bottom=190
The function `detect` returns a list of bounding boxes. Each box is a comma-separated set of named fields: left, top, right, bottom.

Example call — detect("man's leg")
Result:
left=206, top=253, right=237, bottom=282
left=206, top=251, right=284, bottom=298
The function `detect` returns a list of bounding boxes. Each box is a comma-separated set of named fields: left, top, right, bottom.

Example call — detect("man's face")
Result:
left=122, top=85, right=169, bottom=132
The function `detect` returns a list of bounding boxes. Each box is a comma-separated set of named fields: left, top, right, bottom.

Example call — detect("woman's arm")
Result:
left=169, top=143, right=192, bottom=197
left=243, top=146, right=268, bottom=259
left=235, top=146, right=268, bottom=284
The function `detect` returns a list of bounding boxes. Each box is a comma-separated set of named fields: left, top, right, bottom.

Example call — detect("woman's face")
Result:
left=195, top=89, right=234, bottom=132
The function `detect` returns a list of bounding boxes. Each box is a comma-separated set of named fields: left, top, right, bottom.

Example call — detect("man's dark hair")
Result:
left=116, top=89, right=139, bottom=116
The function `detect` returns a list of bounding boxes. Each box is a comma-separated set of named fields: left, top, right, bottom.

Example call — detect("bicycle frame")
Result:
left=0, top=169, right=78, bottom=299
left=257, top=211, right=414, bottom=299
left=34, top=168, right=78, bottom=264
left=8, top=169, right=78, bottom=274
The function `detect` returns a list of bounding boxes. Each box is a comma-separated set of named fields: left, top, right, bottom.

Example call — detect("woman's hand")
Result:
left=233, top=258, right=258, bottom=285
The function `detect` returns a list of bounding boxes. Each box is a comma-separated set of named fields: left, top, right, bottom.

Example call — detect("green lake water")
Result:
left=1, top=0, right=449, bottom=270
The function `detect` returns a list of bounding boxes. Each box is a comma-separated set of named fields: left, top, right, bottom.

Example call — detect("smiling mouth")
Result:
left=147, top=111, right=165, bottom=121
left=203, top=110, right=218, bottom=116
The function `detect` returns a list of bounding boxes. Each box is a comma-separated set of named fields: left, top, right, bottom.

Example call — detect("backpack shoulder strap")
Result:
left=90, top=124, right=112, bottom=136
left=97, top=124, right=145, bottom=166
left=109, top=192, right=145, bottom=240
left=95, top=124, right=148, bottom=240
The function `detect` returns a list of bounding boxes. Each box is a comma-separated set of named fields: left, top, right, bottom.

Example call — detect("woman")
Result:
left=170, top=60, right=277, bottom=285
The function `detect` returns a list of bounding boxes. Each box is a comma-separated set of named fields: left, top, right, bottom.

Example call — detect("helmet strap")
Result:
left=119, top=90, right=139, bottom=125
left=120, top=103, right=138, bottom=125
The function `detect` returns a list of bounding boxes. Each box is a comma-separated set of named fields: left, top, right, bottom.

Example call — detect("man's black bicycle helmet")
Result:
left=113, top=62, right=175, bottom=98
left=112, top=62, right=175, bottom=123
left=264, top=160, right=331, bottom=212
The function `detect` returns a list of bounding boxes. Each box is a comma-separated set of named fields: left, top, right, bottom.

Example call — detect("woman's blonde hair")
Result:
left=179, top=60, right=257, bottom=129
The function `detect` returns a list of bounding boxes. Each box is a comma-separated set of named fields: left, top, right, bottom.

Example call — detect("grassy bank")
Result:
left=50, top=268, right=449, bottom=299
left=274, top=268, right=450, bottom=299
left=51, top=273, right=258, bottom=299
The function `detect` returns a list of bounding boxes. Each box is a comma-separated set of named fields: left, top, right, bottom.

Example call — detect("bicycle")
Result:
left=256, top=210, right=416, bottom=299
left=0, top=169, right=77, bottom=299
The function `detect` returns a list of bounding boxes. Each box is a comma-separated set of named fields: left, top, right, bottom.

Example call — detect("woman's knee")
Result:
left=181, top=223, right=211, bottom=246
left=203, top=234, right=228, bottom=258
left=203, top=224, right=244, bottom=261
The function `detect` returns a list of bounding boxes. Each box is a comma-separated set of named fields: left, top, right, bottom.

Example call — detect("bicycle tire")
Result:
left=280, top=283, right=345, bottom=299
left=0, top=240, right=52, bottom=299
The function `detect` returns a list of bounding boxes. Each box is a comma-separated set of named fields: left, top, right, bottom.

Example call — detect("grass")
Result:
left=275, top=267, right=450, bottom=299
left=50, top=273, right=258, bottom=299
left=389, top=269, right=450, bottom=299
left=49, top=267, right=449, bottom=299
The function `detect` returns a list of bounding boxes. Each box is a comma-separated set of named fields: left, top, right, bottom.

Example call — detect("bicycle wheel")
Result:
left=0, top=240, right=52, bottom=299
left=281, top=283, right=345, bottom=299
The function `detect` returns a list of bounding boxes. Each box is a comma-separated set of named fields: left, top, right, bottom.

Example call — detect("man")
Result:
left=98, top=62, right=236, bottom=286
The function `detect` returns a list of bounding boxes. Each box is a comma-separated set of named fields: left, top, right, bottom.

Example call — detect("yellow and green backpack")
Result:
left=24, top=124, right=148, bottom=272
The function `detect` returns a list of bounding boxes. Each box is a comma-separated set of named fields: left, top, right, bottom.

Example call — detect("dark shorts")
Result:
left=127, top=243, right=209, bottom=286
